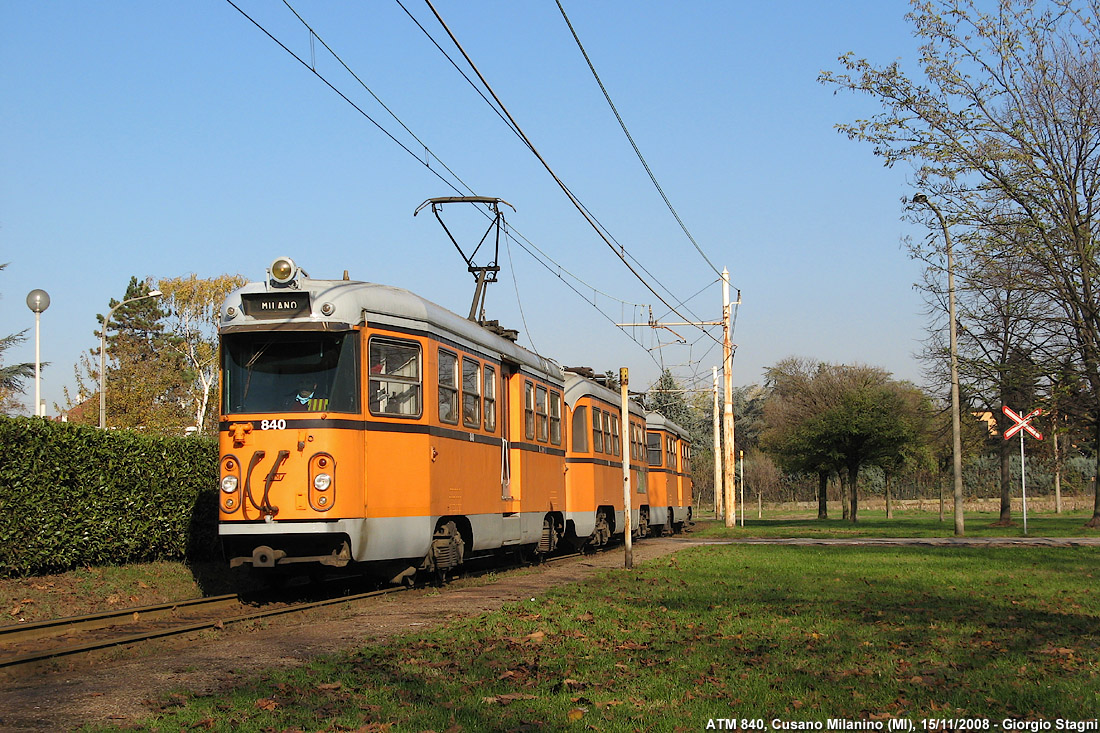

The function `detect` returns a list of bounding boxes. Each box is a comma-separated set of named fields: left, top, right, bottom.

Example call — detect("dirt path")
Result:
left=0, top=538, right=694, bottom=732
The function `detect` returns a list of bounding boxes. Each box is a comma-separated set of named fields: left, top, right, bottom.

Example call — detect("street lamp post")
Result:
left=25, top=289, right=50, bottom=417
left=913, top=194, right=965, bottom=536
left=99, top=290, right=162, bottom=429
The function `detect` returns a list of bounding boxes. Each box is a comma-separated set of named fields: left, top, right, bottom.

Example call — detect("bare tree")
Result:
left=822, top=0, right=1100, bottom=526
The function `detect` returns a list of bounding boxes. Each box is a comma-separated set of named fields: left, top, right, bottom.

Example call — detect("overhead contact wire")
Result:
left=421, top=0, right=717, bottom=341
left=555, top=0, right=723, bottom=279
left=229, top=0, right=665, bottom=357
left=225, top=0, right=468, bottom=199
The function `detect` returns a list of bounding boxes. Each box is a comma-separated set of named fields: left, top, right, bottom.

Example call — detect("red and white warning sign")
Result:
left=1002, top=405, right=1043, bottom=441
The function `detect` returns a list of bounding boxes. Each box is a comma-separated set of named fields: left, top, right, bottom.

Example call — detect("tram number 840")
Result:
left=260, top=419, right=287, bottom=431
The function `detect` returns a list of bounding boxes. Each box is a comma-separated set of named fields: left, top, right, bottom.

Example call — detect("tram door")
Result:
left=500, top=359, right=521, bottom=544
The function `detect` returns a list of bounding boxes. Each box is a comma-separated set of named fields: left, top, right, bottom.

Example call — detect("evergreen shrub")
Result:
left=0, top=417, right=218, bottom=577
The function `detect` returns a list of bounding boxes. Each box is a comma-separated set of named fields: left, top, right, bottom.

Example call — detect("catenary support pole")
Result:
left=621, top=367, right=632, bottom=569
left=713, top=366, right=722, bottom=519
left=722, top=269, right=736, bottom=528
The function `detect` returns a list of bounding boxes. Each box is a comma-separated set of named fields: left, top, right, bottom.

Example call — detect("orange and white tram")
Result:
left=562, top=370, right=651, bottom=546
left=216, top=258, right=682, bottom=581
left=645, top=413, right=694, bottom=533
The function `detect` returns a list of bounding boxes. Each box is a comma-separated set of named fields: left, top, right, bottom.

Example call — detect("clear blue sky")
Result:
left=1, top=1, right=934, bottom=416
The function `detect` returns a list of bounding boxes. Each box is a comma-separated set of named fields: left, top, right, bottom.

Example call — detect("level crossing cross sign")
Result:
left=1002, top=405, right=1043, bottom=441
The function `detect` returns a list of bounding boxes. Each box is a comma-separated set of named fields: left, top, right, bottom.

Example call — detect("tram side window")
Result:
left=610, top=415, right=620, bottom=456
left=525, top=382, right=535, bottom=440
left=535, top=385, right=549, bottom=442
left=549, top=391, right=562, bottom=446
left=591, top=407, right=604, bottom=453
left=632, top=423, right=644, bottom=461
left=368, top=337, right=421, bottom=417
left=572, top=406, right=588, bottom=452
left=646, top=432, right=662, bottom=467
left=462, top=357, right=481, bottom=429
left=484, top=366, right=496, bottom=432
left=607, top=407, right=616, bottom=453
left=438, top=349, right=458, bottom=424
left=667, top=436, right=677, bottom=470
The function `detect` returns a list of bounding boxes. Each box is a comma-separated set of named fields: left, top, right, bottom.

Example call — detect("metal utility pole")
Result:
left=26, top=290, right=50, bottom=417
left=739, top=449, right=745, bottom=527
left=913, top=194, right=965, bottom=536
left=620, top=367, right=632, bottom=569
left=723, top=268, right=736, bottom=529
left=713, top=366, right=722, bottom=519
left=614, top=270, right=739, bottom=528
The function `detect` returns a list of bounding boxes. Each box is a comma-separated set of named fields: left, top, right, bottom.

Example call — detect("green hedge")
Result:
left=0, top=417, right=219, bottom=578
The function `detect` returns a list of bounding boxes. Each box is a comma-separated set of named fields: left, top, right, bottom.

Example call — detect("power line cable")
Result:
left=225, top=0, right=470, bottom=199
left=420, top=0, right=719, bottom=343
left=555, top=0, right=723, bottom=278
left=228, top=0, right=677, bottom=360
left=395, top=0, right=718, bottom=335
left=392, top=0, right=525, bottom=143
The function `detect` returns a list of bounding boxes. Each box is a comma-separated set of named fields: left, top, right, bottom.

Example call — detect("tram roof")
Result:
left=645, top=411, right=691, bottom=440
left=220, top=276, right=561, bottom=381
left=563, top=372, right=646, bottom=419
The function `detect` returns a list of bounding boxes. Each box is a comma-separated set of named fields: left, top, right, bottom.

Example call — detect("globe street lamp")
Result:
left=913, top=193, right=965, bottom=537
left=25, top=289, right=50, bottom=417
left=99, top=290, right=163, bottom=429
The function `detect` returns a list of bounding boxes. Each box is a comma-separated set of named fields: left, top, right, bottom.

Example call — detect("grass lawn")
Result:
left=692, top=508, right=1100, bottom=540
left=94, top=543, right=1100, bottom=732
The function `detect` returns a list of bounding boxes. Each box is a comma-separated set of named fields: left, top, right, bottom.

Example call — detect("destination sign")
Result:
left=241, top=292, right=311, bottom=319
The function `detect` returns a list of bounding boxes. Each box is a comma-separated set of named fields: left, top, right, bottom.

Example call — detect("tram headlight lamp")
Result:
left=270, top=256, right=298, bottom=285
left=221, top=475, right=239, bottom=493
left=313, top=473, right=332, bottom=491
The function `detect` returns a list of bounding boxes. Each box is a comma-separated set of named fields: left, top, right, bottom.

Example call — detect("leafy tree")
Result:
left=821, top=0, right=1100, bottom=525
left=67, top=277, right=189, bottom=432
left=646, top=369, right=691, bottom=427
left=763, top=359, right=934, bottom=522
left=762, top=358, right=847, bottom=519
left=158, top=273, right=246, bottom=433
left=0, top=264, right=35, bottom=414
left=817, top=376, right=933, bottom=522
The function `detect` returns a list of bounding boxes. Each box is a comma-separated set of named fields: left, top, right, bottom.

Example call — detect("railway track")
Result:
left=0, top=585, right=405, bottom=671
left=0, top=550, right=589, bottom=672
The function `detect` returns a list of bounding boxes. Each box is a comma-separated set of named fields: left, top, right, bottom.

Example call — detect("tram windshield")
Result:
left=222, top=331, right=360, bottom=414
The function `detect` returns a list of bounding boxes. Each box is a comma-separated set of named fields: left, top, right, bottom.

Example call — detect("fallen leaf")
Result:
left=483, top=693, right=538, bottom=706
left=566, top=708, right=586, bottom=722
left=255, top=697, right=278, bottom=711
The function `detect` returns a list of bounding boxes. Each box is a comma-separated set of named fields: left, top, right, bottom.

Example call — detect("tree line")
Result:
left=649, top=359, right=1095, bottom=528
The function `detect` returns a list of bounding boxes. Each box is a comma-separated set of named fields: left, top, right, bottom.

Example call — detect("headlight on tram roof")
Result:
left=313, top=473, right=332, bottom=491
left=270, top=256, right=298, bottom=284
left=221, top=475, right=239, bottom=493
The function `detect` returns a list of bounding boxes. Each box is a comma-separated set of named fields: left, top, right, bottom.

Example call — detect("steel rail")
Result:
left=0, top=539, right=652, bottom=671
left=0, top=586, right=403, bottom=670
left=0, top=594, right=241, bottom=645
